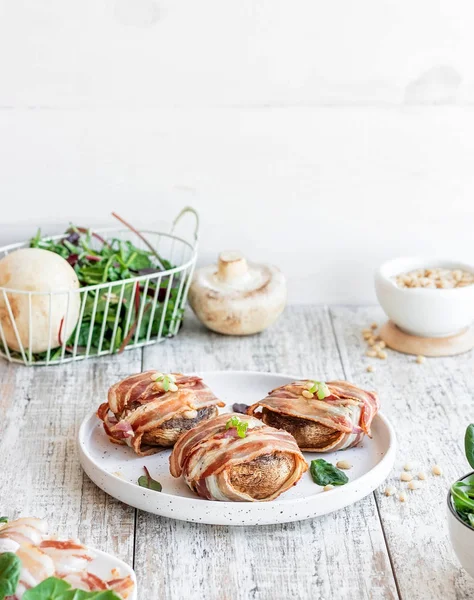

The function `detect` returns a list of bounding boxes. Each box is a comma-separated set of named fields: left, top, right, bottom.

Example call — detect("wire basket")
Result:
left=0, top=207, right=199, bottom=366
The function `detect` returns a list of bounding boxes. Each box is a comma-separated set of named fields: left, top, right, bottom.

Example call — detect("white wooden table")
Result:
left=1, top=306, right=474, bottom=600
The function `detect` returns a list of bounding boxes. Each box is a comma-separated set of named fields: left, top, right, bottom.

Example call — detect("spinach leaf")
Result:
left=310, top=459, right=349, bottom=486
left=0, top=518, right=7, bottom=524
left=23, top=577, right=120, bottom=599
left=138, top=466, right=162, bottom=492
left=0, top=552, right=21, bottom=600
left=465, top=424, right=474, bottom=469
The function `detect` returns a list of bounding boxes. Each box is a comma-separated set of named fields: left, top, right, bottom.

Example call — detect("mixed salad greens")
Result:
left=5, top=216, right=184, bottom=362
left=451, top=424, right=474, bottom=528
left=0, top=551, right=120, bottom=599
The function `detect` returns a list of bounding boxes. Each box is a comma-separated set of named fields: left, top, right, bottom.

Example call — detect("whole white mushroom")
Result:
left=188, top=250, right=287, bottom=335
left=0, top=248, right=80, bottom=353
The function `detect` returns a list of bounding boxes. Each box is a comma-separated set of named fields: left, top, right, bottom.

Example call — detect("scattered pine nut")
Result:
left=368, top=338, right=376, bottom=346
left=400, top=472, right=413, bottom=482
left=384, top=486, right=396, bottom=497
left=416, top=355, right=426, bottom=364
left=336, top=460, right=352, bottom=470
left=362, top=328, right=371, bottom=335
left=169, top=383, right=179, bottom=392
left=302, top=390, right=314, bottom=399
left=366, top=350, right=377, bottom=358
left=408, top=481, right=420, bottom=491
left=366, top=365, right=375, bottom=373
left=399, top=492, right=407, bottom=503
left=418, top=472, right=426, bottom=481
left=378, top=350, right=388, bottom=360
left=404, top=462, right=414, bottom=471
left=371, top=323, right=378, bottom=330
left=323, top=485, right=334, bottom=492
left=378, top=341, right=386, bottom=349
left=432, top=465, right=443, bottom=476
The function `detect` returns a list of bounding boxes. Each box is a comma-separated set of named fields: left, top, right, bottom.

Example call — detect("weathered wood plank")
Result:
left=0, top=350, right=142, bottom=564
left=330, top=306, right=474, bottom=600
left=136, top=307, right=398, bottom=600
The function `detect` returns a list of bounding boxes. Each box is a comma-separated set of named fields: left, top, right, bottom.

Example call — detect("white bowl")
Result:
left=374, top=257, right=474, bottom=337
left=447, top=473, right=474, bottom=579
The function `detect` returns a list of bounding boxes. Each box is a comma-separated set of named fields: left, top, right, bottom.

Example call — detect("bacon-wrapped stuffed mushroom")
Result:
left=247, top=380, right=379, bottom=452
left=98, top=371, right=225, bottom=456
left=169, top=413, right=308, bottom=501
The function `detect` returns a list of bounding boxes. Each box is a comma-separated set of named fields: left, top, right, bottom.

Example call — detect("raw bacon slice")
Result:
left=98, top=371, right=225, bottom=455
left=247, top=380, right=379, bottom=452
left=170, top=413, right=308, bottom=501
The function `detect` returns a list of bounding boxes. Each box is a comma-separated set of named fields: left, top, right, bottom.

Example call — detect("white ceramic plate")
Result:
left=88, top=548, right=137, bottom=600
left=78, top=371, right=396, bottom=526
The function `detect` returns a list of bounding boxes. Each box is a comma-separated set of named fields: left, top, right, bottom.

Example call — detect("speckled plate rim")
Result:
left=89, top=548, right=137, bottom=600
left=78, top=371, right=397, bottom=526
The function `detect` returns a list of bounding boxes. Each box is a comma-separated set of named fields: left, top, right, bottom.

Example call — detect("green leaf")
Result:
left=225, top=416, right=249, bottom=438
left=0, top=517, right=8, bottom=524
left=451, top=481, right=474, bottom=513
left=23, top=577, right=120, bottom=599
left=138, top=466, right=162, bottom=492
left=0, top=552, right=21, bottom=600
left=310, top=459, right=349, bottom=486
left=465, top=424, right=474, bottom=469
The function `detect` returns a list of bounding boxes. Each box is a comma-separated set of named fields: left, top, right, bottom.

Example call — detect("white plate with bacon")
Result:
left=78, top=371, right=396, bottom=526
left=0, top=517, right=136, bottom=599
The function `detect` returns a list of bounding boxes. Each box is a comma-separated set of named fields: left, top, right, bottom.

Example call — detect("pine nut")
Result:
left=408, top=481, right=420, bottom=491
left=371, top=323, right=378, bottom=330
left=323, top=485, right=333, bottom=492
left=399, top=492, right=407, bottom=503
left=302, top=390, right=314, bottom=399
left=417, top=472, right=426, bottom=480
left=384, top=486, right=396, bottom=496
left=416, top=355, right=425, bottom=364
left=432, top=465, right=443, bottom=476
left=366, top=365, right=375, bottom=373
left=169, top=383, right=179, bottom=392
left=378, top=351, right=388, bottom=360
left=366, top=350, right=377, bottom=357
left=404, top=462, right=414, bottom=471
left=336, top=460, right=352, bottom=470
left=400, top=472, right=413, bottom=482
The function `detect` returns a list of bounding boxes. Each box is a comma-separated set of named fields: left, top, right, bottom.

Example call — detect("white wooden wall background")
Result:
left=1, top=0, right=474, bottom=303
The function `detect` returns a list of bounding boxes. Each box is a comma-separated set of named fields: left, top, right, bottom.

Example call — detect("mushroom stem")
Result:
left=217, top=251, right=248, bottom=283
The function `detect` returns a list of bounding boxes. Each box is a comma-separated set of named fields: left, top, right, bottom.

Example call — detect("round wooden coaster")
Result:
left=379, top=321, right=474, bottom=357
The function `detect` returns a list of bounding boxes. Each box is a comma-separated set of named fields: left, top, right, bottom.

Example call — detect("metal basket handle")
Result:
left=171, top=206, right=199, bottom=244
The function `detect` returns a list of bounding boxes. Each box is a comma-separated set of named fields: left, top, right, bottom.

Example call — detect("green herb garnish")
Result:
left=0, top=552, right=21, bottom=600
left=0, top=518, right=8, bottom=524
left=310, top=459, right=349, bottom=487
left=465, top=424, right=474, bottom=469
left=307, top=381, right=330, bottom=400
left=138, top=466, right=162, bottom=492
left=155, top=374, right=171, bottom=392
left=22, top=577, right=120, bottom=599
left=225, top=416, right=249, bottom=439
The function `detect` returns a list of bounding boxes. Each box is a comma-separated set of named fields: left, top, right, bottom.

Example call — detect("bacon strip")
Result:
left=170, top=413, right=308, bottom=501
left=98, top=371, right=225, bottom=455
left=247, top=380, right=379, bottom=451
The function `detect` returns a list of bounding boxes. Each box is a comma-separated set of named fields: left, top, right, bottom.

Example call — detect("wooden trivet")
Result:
left=379, top=320, right=474, bottom=357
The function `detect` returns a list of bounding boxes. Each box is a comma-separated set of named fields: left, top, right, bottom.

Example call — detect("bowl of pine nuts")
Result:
left=375, top=257, right=474, bottom=338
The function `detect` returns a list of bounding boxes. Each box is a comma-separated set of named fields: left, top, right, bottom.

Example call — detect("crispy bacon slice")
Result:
left=98, top=371, right=225, bottom=455
left=39, top=539, right=95, bottom=575
left=170, top=413, right=308, bottom=501
left=247, top=380, right=379, bottom=452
